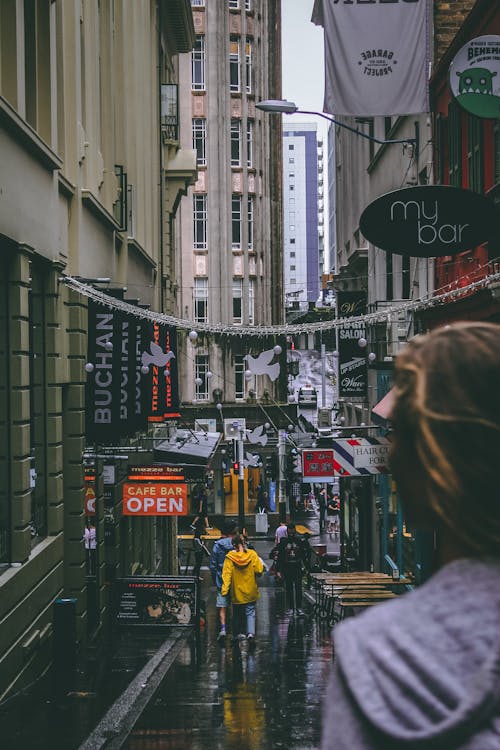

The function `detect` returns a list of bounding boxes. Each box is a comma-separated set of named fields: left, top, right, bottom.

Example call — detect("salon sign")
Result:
left=360, top=186, right=498, bottom=257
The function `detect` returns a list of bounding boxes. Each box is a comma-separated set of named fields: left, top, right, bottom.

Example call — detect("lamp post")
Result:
left=256, top=99, right=418, bottom=150
left=237, top=426, right=245, bottom=533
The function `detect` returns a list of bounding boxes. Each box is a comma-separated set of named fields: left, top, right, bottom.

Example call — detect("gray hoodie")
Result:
left=321, top=558, right=500, bottom=749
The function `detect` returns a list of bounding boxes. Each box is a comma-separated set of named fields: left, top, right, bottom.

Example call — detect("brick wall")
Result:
left=434, top=0, right=476, bottom=67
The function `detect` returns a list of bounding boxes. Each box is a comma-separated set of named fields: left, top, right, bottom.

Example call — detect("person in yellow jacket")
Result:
left=221, top=533, right=264, bottom=645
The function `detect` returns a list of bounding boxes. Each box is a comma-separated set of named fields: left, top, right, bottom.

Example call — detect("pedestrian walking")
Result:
left=326, top=494, right=340, bottom=536
left=256, top=489, right=269, bottom=513
left=318, top=487, right=327, bottom=531
left=190, top=483, right=212, bottom=531
left=276, top=522, right=311, bottom=616
left=192, top=518, right=210, bottom=579
left=274, top=520, right=288, bottom=546
left=321, top=322, right=500, bottom=750
left=221, top=532, right=264, bottom=646
left=84, top=520, right=97, bottom=575
left=209, top=520, right=238, bottom=641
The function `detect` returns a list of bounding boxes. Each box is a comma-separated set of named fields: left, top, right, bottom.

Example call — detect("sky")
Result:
left=281, top=0, right=327, bottom=140
left=281, top=0, right=330, bottom=269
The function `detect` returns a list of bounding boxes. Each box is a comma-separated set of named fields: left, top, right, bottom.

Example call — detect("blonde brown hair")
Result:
left=392, top=321, right=500, bottom=555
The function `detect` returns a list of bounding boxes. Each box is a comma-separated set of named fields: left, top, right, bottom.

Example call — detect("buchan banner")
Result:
left=311, top=0, right=431, bottom=116
left=337, top=291, right=368, bottom=399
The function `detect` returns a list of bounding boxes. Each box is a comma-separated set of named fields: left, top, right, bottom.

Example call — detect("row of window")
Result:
left=193, top=118, right=254, bottom=168
left=192, top=1, right=253, bottom=8
left=192, top=36, right=252, bottom=94
left=193, top=278, right=255, bottom=325
left=193, top=194, right=254, bottom=249
left=194, top=353, right=251, bottom=401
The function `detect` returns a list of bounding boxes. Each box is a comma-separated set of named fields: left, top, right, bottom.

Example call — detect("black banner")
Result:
left=115, top=576, right=199, bottom=627
left=141, top=321, right=180, bottom=421
left=337, top=291, right=368, bottom=399
left=86, top=300, right=122, bottom=443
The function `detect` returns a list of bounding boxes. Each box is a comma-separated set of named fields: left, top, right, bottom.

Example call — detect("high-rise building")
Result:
left=282, top=123, right=321, bottom=312
left=177, top=0, right=283, bottom=413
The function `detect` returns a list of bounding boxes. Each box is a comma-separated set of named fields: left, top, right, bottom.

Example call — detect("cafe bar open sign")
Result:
left=122, top=482, right=188, bottom=516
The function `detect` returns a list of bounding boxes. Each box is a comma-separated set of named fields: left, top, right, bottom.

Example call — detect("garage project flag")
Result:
left=311, top=0, right=431, bottom=117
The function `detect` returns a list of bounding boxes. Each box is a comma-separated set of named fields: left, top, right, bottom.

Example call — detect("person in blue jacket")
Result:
left=209, top=520, right=238, bottom=641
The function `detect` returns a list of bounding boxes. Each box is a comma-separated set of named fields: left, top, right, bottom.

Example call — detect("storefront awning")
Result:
left=371, top=388, right=395, bottom=427
left=153, top=429, right=222, bottom=468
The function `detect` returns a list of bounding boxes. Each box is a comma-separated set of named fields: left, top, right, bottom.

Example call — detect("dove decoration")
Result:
left=243, top=452, right=261, bottom=469
left=245, top=424, right=268, bottom=447
left=141, top=342, right=176, bottom=369
left=244, top=348, right=280, bottom=382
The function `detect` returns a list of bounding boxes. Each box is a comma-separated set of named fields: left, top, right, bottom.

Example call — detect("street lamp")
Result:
left=256, top=99, right=417, bottom=148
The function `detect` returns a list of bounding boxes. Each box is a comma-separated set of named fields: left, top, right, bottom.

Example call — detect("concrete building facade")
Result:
left=0, top=0, right=196, bottom=700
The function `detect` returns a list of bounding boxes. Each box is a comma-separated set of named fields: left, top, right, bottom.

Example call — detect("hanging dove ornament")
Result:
left=245, top=424, right=268, bottom=447
left=244, top=348, right=280, bottom=382
left=141, top=341, right=176, bottom=369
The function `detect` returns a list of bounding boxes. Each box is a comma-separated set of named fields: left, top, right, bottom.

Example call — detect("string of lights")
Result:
left=62, top=268, right=500, bottom=339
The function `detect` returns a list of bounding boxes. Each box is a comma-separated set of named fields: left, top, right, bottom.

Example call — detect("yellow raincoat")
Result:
left=221, top=548, right=264, bottom=604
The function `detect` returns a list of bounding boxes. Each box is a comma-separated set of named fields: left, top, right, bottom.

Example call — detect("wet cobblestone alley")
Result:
left=124, top=583, right=335, bottom=750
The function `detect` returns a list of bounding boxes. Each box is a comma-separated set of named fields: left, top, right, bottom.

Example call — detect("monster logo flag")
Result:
left=311, top=0, right=431, bottom=117
left=337, top=291, right=368, bottom=399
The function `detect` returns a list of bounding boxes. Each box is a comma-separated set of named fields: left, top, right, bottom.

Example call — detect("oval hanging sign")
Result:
left=359, top=185, right=499, bottom=258
left=449, top=35, right=500, bottom=119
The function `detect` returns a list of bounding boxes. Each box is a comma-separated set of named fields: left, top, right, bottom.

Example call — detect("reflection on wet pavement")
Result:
left=125, top=587, right=335, bottom=750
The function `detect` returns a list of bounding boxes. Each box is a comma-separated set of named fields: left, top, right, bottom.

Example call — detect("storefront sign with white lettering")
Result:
left=360, top=186, right=498, bottom=257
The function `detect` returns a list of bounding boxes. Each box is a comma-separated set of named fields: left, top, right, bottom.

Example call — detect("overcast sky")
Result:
left=281, top=0, right=330, bottom=270
left=281, top=0, right=327, bottom=138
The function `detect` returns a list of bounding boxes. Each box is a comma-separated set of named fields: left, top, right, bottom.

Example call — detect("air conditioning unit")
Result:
left=224, top=418, right=246, bottom=440
left=195, top=418, right=217, bottom=433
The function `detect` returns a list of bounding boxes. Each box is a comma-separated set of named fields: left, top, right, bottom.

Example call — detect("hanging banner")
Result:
left=337, top=291, right=367, bottom=399
left=449, top=35, right=500, bottom=119
left=311, top=0, right=431, bottom=116
left=141, top=321, right=180, bottom=421
left=85, top=300, right=122, bottom=443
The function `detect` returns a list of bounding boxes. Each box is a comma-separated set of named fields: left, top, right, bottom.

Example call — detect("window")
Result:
left=247, top=197, right=254, bottom=249
left=289, top=185, right=294, bottom=191
left=230, top=36, right=240, bottom=93
left=288, top=144, right=294, bottom=150
left=195, top=355, right=209, bottom=400
left=24, top=0, right=51, bottom=140
left=229, top=0, right=240, bottom=7
left=193, top=194, right=207, bottom=249
left=246, top=120, right=254, bottom=167
left=161, top=84, right=179, bottom=141
left=193, top=278, right=208, bottom=323
left=233, top=278, right=243, bottom=324
left=192, top=0, right=205, bottom=5
left=290, top=238, right=295, bottom=244
left=289, top=158, right=294, bottom=164
left=495, top=121, right=500, bottom=187
left=231, top=119, right=241, bottom=166
left=192, top=35, right=205, bottom=91
left=290, top=278, right=296, bottom=285
left=232, top=195, right=242, bottom=248
left=289, top=225, right=295, bottom=232
left=289, top=173, right=295, bottom=179
left=290, top=265, right=296, bottom=271
left=245, top=0, right=252, bottom=9
left=192, top=118, right=207, bottom=166
left=467, top=114, right=483, bottom=194
left=234, top=355, right=245, bottom=400
left=245, top=38, right=252, bottom=94
left=290, top=252, right=295, bottom=258
left=29, top=262, right=48, bottom=546
left=448, top=101, right=462, bottom=188
left=248, top=279, right=255, bottom=325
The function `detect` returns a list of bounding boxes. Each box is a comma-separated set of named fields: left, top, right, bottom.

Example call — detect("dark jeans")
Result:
left=319, top=508, right=326, bottom=530
left=284, top=567, right=303, bottom=609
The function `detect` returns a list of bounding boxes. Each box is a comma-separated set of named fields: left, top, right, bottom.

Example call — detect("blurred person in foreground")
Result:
left=321, top=322, right=500, bottom=750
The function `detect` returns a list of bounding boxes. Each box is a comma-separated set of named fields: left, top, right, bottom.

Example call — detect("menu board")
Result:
left=115, top=577, right=199, bottom=628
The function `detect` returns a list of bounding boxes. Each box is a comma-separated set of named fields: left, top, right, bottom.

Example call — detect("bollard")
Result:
left=53, top=597, right=77, bottom=694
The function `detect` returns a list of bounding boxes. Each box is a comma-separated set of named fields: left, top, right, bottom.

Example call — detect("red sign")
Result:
left=85, top=474, right=96, bottom=515
left=302, top=450, right=335, bottom=483
left=122, top=483, right=188, bottom=516
left=127, top=465, right=184, bottom=482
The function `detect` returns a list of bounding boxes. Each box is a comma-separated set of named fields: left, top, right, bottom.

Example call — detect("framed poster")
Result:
left=115, top=577, right=199, bottom=628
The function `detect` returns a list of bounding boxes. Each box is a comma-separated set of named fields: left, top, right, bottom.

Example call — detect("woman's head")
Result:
left=389, top=322, right=500, bottom=555
left=232, top=533, right=246, bottom=550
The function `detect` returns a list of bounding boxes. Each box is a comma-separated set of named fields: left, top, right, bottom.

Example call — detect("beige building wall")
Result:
left=0, top=0, right=195, bottom=701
